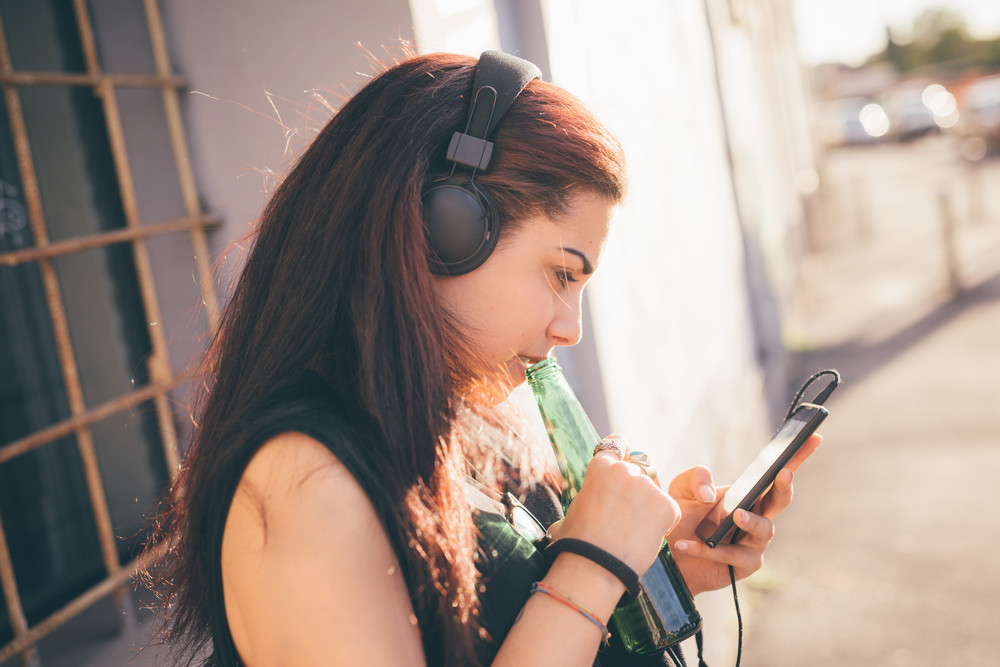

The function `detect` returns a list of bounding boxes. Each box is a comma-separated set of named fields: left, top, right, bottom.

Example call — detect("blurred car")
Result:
left=960, top=75, right=1000, bottom=156
left=882, top=88, right=940, bottom=142
left=816, top=97, right=890, bottom=147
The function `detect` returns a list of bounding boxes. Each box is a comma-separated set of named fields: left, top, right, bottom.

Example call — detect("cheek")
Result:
left=516, top=288, right=561, bottom=340
left=481, top=286, right=549, bottom=344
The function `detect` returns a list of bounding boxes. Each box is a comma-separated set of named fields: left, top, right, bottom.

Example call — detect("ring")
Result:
left=626, top=450, right=659, bottom=483
left=625, top=451, right=649, bottom=465
left=593, top=436, right=627, bottom=460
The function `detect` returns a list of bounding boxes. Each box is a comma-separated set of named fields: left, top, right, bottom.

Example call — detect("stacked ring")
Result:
left=593, top=436, right=627, bottom=460
left=625, top=450, right=659, bottom=483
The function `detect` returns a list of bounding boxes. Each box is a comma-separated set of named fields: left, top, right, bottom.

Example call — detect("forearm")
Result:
left=491, top=554, right=626, bottom=666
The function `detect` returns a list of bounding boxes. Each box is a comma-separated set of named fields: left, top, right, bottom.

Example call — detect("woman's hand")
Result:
left=665, top=434, right=822, bottom=596
left=547, top=435, right=681, bottom=577
left=498, top=436, right=680, bottom=666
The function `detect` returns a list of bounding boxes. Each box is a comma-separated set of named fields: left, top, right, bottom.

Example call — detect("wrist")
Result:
left=543, top=552, right=626, bottom=615
left=529, top=581, right=611, bottom=648
left=544, top=538, right=641, bottom=605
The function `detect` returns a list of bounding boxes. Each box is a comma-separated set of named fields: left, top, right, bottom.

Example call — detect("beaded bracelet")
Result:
left=529, top=581, right=611, bottom=647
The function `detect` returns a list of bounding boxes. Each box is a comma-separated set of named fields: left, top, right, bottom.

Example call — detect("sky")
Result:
left=793, top=0, right=1000, bottom=66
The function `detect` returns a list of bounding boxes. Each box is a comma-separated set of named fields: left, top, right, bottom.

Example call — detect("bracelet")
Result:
left=530, top=581, right=611, bottom=647
left=543, top=538, right=641, bottom=606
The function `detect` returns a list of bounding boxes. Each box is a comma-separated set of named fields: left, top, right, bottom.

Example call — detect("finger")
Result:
left=667, top=466, right=717, bottom=504
left=662, top=492, right=683, bottom=536
left=594, top=434, right=629, bottom=460
left=672, top=538, right=764, bottom=576
left=757, top=468, right=793, bottom=519
left=593, top=450, right=624, bottom=464
left=783, top=434, right=822, bottom=473
left=755, top=434, right=820, bottom=520
left=731, top=507, right=775, bottom=547
left=625, top=452, right=661, bottom=487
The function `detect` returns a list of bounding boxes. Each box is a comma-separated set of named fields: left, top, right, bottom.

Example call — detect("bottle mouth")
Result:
left=523, top=356, right=559, bottom=381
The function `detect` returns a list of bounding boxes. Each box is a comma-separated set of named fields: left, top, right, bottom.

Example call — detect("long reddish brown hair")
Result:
left=150, top=51, right=626, bottom=665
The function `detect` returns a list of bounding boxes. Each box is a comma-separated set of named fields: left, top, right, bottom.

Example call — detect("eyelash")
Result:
left=555, top=270, right=578, bottom=287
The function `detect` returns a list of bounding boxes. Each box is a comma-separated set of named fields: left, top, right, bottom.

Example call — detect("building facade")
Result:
left=0, top=0, right=814, bottom=663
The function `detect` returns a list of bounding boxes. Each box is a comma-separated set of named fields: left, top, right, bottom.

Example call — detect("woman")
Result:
left=151, top=51, right=818, bottom=666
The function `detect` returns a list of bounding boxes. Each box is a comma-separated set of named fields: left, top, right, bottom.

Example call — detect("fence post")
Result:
left=851, top=170, right=873, bottom=241
left=937, top=188, right=961, bottom=295
left=965, top=160, right=987, bottom=224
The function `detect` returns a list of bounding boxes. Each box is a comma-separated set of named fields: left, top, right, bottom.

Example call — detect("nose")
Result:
left=547, top=291, right=583, bottom=348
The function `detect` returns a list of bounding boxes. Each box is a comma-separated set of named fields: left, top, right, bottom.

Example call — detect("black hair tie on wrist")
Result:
left=543, top=538, right=641, bottom=606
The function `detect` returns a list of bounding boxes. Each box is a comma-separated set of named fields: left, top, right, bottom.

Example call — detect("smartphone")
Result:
left=695, top=403, right=828, bottom=548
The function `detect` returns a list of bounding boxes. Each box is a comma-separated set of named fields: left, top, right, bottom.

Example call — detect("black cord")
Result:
left=721, top=370, right=838, bottom=667
left=783, top=369, right=841, bottom=421
left=695, top=629, right=709, bottom=667
left=729, top=565, right=742, bottom=667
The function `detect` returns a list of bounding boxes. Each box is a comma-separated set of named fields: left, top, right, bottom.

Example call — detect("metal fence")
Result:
left=0, top=0, right=217, bottom=663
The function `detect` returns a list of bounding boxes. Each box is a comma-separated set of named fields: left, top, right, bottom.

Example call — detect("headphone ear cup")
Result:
left=422, top=176, right=500, bottom=276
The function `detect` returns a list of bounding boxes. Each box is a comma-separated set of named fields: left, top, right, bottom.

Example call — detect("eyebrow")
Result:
left=561, top=247, right=594, bottom=275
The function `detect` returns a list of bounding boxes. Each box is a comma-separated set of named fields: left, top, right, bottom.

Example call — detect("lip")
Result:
left=517, top=355, right=548, bottom=367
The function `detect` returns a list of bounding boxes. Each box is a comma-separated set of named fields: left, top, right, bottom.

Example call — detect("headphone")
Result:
left=422, top=51, right=542, bottom=276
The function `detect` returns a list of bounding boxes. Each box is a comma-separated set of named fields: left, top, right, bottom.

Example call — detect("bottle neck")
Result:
left=525, top=356, right=562, bottom=386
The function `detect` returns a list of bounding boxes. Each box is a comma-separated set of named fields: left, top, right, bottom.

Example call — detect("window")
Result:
left=0, top=0, right=217, bottom=662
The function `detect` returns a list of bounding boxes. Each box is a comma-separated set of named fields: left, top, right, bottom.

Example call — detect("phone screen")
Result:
left=696, top=403, right=828, bottom=547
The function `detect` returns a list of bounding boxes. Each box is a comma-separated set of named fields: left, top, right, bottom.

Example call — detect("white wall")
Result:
left=540, top=0, right=773, bottom=477
left=162, top=0, right=417, bottom=296
left=160, top=1, right=814, bottom=661
left=409, top=0, right=502, bottom=54
left=537, top=3, right=779, bottom=661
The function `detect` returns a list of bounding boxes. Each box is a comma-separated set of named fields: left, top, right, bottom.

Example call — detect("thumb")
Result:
left=668, top=465, right=717, bottom=504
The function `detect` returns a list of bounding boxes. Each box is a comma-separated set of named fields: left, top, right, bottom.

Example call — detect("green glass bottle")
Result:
left=525, top=356, right=702, bottom=653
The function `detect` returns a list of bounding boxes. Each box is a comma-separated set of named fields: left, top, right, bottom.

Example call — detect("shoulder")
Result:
left=231, top=431, right=355, bottom=521
left=221, top=432, right=426, bottom=666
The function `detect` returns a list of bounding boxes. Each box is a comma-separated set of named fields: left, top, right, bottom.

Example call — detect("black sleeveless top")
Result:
left=206, top=372, right=672, bottom=666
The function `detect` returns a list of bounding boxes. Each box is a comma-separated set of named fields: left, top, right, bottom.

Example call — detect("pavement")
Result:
left=738, top=135, right=1000, bottom=667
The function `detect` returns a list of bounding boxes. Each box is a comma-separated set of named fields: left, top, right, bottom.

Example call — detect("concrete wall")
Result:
left=161, top=0, right=417, bottom=295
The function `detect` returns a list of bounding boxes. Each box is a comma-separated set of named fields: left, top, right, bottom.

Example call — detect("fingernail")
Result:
left=674, top=540, right=689, bottom=552
left=736, top=509, right=748, bottom=524
left=697, top=485, right=716, bottom=503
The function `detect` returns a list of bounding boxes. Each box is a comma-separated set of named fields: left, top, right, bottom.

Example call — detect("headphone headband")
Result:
left=446, top=50, right=542, bottom=171
left=423, top=51, right=542, bottom=276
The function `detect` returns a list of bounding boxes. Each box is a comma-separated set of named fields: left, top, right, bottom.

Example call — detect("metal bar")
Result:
left=0, top=1, right=210, bottom=660
left=0, top=213, right=219, bottom=267
left=0, top=375, right=191, bottom=466
left=0, top=0, right=117, bottom=566
left=0, top=511, right=40, bottom=667
left=57, top=0, right=133, bottom=601
left=143, top=0, right=221, bottom=341
left=143, top=0, right=219, bottom=482
left=0, top=71, right=183, bottom=88
left=73, top=0, right=183, bottom=484
left=0, top=543, right=170, bottom=664
left=0, top=17, right=107, bottom=665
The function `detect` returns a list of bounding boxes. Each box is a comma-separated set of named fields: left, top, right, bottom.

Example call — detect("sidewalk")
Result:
left=739, top=137, right=1000, bottom=666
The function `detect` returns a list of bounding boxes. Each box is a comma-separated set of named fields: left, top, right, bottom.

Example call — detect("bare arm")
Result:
left=222, top=434, right=675, bottom=666
left=222, top=433, right=426, bottom=666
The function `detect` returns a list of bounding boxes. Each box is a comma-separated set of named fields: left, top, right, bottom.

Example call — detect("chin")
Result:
left=503, top=357, right=531, bottom=386
left=465, top=359, right=527, bottom=406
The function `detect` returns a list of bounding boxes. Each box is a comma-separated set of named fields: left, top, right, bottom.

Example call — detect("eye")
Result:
left=555, top=270, right=578, bottom=288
